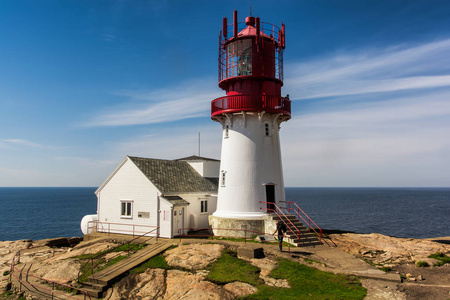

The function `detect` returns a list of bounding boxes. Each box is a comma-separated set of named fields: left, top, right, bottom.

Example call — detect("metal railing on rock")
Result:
left=10, top=251, right=91, bottom=300
left=176, top=227, right=295, bottom=253
left=77, top=226, right=160, bottom=283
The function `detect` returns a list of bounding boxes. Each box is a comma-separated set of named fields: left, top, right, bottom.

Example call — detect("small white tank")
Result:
left=80, top=214, right=98, bottom=235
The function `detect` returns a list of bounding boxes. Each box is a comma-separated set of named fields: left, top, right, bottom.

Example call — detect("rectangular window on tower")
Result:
left=265, top=123, right=270, bottom=136
left=224, top=125, right=229, bottom=139
left=120, top=200, right=133, bottom=218
left=221, top=170, right=226, bottom=187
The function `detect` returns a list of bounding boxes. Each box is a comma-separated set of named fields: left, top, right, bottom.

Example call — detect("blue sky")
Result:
left=1, top=0, right=449, bottom=187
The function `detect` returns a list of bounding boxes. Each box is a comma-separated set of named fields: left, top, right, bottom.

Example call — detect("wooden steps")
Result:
left=82, top=242, right=172, bottom=298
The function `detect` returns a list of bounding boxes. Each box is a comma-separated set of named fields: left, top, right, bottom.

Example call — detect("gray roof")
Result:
left=128, top=156, right=218, bottom=193
left=176, top=155, right=220, bottom=162
left=162, top=196, right=190, bottom=207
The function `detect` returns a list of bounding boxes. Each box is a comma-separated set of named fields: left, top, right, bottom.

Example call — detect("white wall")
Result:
left=214, top=112, right=286, bottom=219
left=97, top=157, right=160, bottom=237
left=178, top=194, right=217, bottom=230
left=187, top=161, right=220, bottom=178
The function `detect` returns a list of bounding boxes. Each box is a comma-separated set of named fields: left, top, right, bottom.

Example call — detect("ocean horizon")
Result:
left=1, top=187, right=449, bottom=241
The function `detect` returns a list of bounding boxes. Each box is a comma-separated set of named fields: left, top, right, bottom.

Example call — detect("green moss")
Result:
left=243, top=259, right=366, bottom=300
left=379, top=266, right=391, bottom=272
left=206, top=250, right=264, bottom=286
left=415, top=261, right=429, bottom=267
left=428, top=252, right=450, bottom=266
left=130, top=254, right=172, bottom=274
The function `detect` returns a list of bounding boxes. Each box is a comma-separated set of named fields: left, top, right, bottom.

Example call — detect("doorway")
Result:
left=265, top=184, right=275, bottom=213
left=172, top=207, right=185, bottom=237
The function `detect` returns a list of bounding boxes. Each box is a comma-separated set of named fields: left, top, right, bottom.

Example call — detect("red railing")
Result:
left=219, top=21, right=284, bottom=82
left=283, top=201, right=323, bottom=243
left=87, top=221, right=159, bottom=237
left=260, top=201, right=301, bottom=243
left=211, top=94, right=291, bottom=117
left=78, top=226, right=159, bottom=282
left=10, top=251, right=91, bottom=300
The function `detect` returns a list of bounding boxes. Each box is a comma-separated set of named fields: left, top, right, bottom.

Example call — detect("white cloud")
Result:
left=84, top=79, right=222, bottom=127
left=0, top=139, right=48, bottom=149
left=286, top=38, right=450, bottom=99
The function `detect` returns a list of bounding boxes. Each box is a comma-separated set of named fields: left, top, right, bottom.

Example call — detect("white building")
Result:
left=81, top=155, right=219, bottom=238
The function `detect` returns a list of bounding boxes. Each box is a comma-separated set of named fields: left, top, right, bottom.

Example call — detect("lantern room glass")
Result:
left=226, top=39, right=252, bottom=77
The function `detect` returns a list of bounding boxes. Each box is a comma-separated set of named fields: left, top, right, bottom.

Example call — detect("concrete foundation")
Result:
left=209, top=215, right=278, bottom=238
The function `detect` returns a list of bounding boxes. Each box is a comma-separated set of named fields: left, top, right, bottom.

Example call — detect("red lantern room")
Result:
left=211, top=10, right=291, bottom=120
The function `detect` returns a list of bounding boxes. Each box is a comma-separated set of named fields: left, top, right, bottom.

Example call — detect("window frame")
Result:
left=120, top=200, right=133, bottom=219
left=201, top=200, right=208, bottom=214
left=221, top=170, right=227, bottom=187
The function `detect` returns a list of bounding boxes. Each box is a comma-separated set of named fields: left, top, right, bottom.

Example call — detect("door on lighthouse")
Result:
left=265, top=185, right=275, bottom=213
left=172, top=207, right=185, bottom=237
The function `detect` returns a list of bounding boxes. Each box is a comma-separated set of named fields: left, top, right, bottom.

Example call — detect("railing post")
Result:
left=108, top=223, right=110, bottom=235
left=244, top=230, right=246, bottom=244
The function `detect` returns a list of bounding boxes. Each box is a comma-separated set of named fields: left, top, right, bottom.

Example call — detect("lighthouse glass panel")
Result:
left=226, top=39, right=252, bottom=77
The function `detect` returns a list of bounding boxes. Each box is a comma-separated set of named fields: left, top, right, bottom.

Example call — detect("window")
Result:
left=226, top=39, right=252, bottom=77
left=221, top=170, right=226, bottom=187
left=224, top=125, right=229, bottom=138
left=121, top=200, right=133, bottom=218
left=201, top=200, right=208, bottom=213
left=264, top=123, right=270, bottom=136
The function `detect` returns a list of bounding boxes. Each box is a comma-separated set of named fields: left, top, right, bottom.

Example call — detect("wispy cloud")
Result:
left=0, top=139, right=48, bottom=149
left=286, top=38, right=450, bottom=99
left=84, top=79, right=222, bottom=127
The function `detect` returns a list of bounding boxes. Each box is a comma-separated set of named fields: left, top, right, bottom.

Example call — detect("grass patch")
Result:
left=415, top=261, right=429, bottom=267
left=206, top=250, right=366, bottom=300
left=130, top=254, right=172, bottom=274
left=206, top=250, right=264, bottom=286
left=428, top=252, right=450, bottom=266
left=379, top=266, right=391, bottom=272
left=243, top=259, right=366, bottom=300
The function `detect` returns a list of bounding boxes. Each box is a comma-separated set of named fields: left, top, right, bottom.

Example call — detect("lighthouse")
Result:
left=209, top=11, right=291, bottom=236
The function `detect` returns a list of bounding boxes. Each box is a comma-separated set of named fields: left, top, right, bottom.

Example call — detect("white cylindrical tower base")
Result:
left=213, top=112, right=286, bottom=220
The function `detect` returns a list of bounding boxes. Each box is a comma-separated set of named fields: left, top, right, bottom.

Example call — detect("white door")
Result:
left=172, top=207, right=185, bottom=237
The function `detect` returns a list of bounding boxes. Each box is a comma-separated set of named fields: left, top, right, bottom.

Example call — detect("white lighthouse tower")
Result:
left=209, top=11, right=290, bottom=236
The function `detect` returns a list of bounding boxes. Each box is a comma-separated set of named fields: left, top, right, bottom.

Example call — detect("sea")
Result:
left=0, top=187, right=449, bottom=241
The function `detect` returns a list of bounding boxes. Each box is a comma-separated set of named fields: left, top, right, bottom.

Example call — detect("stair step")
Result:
left=81, top=286, right=105, bottom=298
left=89, top=242, right=172, bottom=286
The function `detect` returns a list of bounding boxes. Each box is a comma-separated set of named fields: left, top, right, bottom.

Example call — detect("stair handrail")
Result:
left=10, top=250, right=92, bottom=299
left=77, top=226, right=159, bottom=283
left=284, top=201, right=323, bottom=243
left=260, top=201, right=301, bottom=242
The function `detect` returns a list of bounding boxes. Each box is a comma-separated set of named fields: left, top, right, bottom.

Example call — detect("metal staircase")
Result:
left=261, top=200, right=324, bottom=247
left=273, top=214, right=322, bottom=247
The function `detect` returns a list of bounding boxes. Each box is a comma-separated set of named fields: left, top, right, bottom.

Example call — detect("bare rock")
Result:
left=330, top=233, right=450, bottom=266
left=164, top=269, right=234, bottom=299
left=34, top=259, right=81, bottom=284
left=104, top=268, right=165, bottom=300
left=223, top=282, right=258, bottom=297
left=48, top=242, right=116, bottom=261
left=248, top=257, right=277, bottom=277
left=164, top=244, right=224, bottom=270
